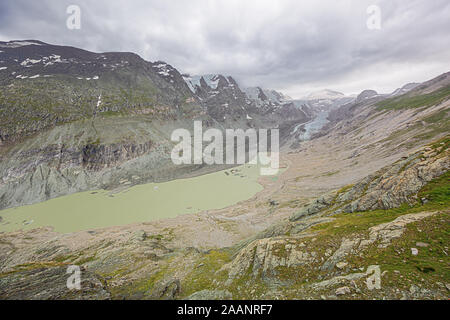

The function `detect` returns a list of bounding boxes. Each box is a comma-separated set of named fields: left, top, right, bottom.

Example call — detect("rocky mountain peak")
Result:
left=257, top=87, right=268, bottom=101
left=356, top=89, right=378, bottom=102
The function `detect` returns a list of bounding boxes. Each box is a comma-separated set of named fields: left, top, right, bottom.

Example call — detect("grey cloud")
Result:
left=0, top=0, right=449, bottom=97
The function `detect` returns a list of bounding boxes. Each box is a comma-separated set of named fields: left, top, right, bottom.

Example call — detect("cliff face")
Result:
left=335, top=145, right=449, bottom=213
left=2, top=140, right=154, bottom=181
left=81, top=141, right=153, bottom=171
left=0, top=264, right=110, bottom=300
left=0, top=116, right=181, bottom=209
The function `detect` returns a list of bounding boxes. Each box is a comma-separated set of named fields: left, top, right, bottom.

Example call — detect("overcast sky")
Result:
left=1, top=0, right=449, bottom=98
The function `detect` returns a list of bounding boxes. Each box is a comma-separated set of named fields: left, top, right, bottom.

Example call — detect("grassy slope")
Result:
left=376, top=85, right=450, bottom=111
left=0, top=71, right=196, bottom=142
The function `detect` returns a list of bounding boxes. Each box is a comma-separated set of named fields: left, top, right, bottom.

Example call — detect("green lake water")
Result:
left=0, top=165, right=263, bottom=234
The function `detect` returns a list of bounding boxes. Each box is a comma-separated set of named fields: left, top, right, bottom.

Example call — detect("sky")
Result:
left=0, top=0, right=449, bottom=98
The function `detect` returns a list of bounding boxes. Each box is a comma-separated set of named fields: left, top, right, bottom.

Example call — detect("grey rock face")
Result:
left=356, top=90, right=378, bottom=103
left=335, top=286, right=351, bottom=296
left=321, top=238, right=360, bottom=271
left=0, top=265, right=110, bottom=300
left=0, top=116, right=184, bottom=209
left=81, top=141, right=153, bottom=171
left=148, top=279, right=181, bottom=300
left=339, top=148, right=449, bottom=213
left=290, top=194, right=333, bottom=221
left=289, top=143, right=449, bottom=222
left=223, top=237, right=317, bottom=283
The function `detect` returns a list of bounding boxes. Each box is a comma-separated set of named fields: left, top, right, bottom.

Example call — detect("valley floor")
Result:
left=0, top=102, right=449, bottom=300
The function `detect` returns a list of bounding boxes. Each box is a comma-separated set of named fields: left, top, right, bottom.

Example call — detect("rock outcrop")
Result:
left=0, top=265, right=110, bottom=300
left=336, top=145, right=449, bottom=213
left=223, top=237, right=318, bottom=283
left=291, top=141, right=449, bottom=221
left=356, top=90, right=378, bottom=103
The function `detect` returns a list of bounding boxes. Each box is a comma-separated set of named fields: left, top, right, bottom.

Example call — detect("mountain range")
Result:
left=0, top=40, right=315, bottom=144
left=1, top=40, right=448, bottom=210
left=0, top=40, right=323, bottom=209
left=0, top=40, right=449, bottom=300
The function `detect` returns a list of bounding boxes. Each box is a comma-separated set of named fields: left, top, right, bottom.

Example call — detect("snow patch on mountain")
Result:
left=43, top=55, right=64, bottom=66
left=97, top=95, right=102, bottom=107
left=182, top=75, right=197, bottom=93
left=152, top=62, right=177, bottom=82
left=0, top=40, right=43, bottom=48
left=242, top=87, right=291, bottom=108
left=20, top=58, right=42, bottom=66
left=356, top=90, right=378, bottom=103
left=304, top=89, right=345, bottom=101
left=183, top=74, right=225, bottom=93
left=390, top=83, right=420, bottom=96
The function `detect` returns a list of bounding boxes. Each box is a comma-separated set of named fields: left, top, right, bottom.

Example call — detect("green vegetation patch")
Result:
left=418, top=170, right=450, bottom=205
left=180, top=249, right=232, bottom=298
left=0, top=261, right=67, bottom=277
left=376, top=85, right=450, bottom=111
left=423, top=108, right=450, bottom=124
left=313, top=169, right=450, bottom=238
left=348, top=211, right=449, bottom=298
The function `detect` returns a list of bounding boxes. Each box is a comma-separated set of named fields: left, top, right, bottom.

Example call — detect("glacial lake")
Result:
left=0, top=165, right=265, bottom=233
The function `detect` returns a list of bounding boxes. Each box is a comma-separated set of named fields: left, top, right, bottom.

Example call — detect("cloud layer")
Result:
left=1, top=0, right=449, bottom=97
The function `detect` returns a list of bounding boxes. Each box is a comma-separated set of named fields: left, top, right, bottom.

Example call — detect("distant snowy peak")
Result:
left=0, top=40, right=44, bottom=48
left=242, top=87, right=266, bottom=101
left=152, top=61, right=175, bottom=76
left=390, top=83, right=420, bottom=96
left=356, top=90, right=378, bottom=103
left=266, top=89, right=292, bottom=103
left=181, top=75, right=290, bottom=106
left=0, top=39, right=152, bottom=82
left=182, top=74, right=238, bottom=93
left=183, top=74, right=220, bottom=91
left=242, top=87, right=290, bottom=105
left=151, top=61, right=179, bottom=83
left=305, top=89, right=345, bottom=101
